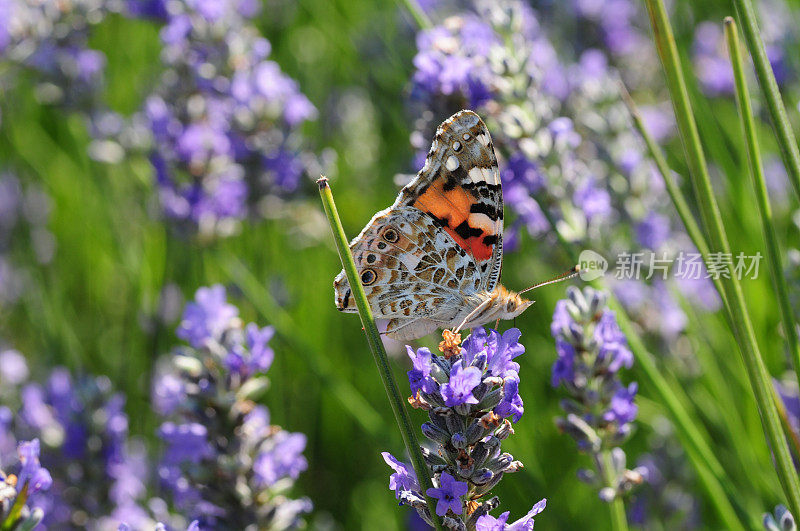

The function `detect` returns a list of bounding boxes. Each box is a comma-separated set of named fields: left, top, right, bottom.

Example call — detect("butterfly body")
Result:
left=334, top=110, right=532, bottom=340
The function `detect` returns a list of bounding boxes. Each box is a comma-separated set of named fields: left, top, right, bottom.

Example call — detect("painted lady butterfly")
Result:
left=334, top=110, right=532, bottom=340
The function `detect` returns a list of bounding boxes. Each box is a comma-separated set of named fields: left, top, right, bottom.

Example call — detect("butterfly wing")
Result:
left=395, top=110, right=503, bottom=292
left=333, top=206, right=483, bottom=338
left=332, top=110, right=503, bottom=340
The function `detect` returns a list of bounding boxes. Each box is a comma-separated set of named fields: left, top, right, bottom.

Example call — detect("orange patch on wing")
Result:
left=413, top=181, right=494, bottom=262
left=452, top=233, right=492, bottom=261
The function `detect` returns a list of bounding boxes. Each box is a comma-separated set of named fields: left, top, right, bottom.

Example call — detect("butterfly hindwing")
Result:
left=333, top=206, right=482, bottom=321
left=395, top=110, right=503, bottom=292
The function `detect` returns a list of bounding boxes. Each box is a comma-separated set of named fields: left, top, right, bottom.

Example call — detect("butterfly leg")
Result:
left=386, top=318, right=439, bottom=341
left=453, top=297, right=493, bottom=335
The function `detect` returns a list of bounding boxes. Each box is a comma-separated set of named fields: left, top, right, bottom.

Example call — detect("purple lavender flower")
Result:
left=475, top=498, right=546, bottom=530
left=406, top=346, right=435, bottom=396
left=176, top=284, right=239, bottom=348
left=159, top=422, right=211, bottom=465
left=245, top=323, right=275, bottom=373
left=0, top=439, right=52, bottom=529
left=383, top=328, right=542, bottom=526
left=426, top=472, right=468, bottom=517
left=119, top=0, right=319, bottom=236
left=155, top=285, right=311, bottom=528
left=573, top=179, right=613, bottom=222
left=0, top=357, right=146, bottom=529
left=551, top=286, right=642, bottom=502
left=16, top=439, right=52, bottom=494
left=441, top=363, right=482, bottom=407
left=764, top=505, right=796, bottom=531
left=382, top=452, right=420, bottom=499
left=253, top=430, right=309, bottom=487
left=1, top=0, right=111, bottom=110
left=636, top=212, right=671, bottom=250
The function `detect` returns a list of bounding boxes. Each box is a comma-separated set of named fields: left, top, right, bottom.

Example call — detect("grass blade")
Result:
left=731, top=0, right=800, bottom=203
left=644, top=0, right=800, bottom=514
left=724, top=16, right=800, bottom=407
left=317, top=177, right=444, bottom=531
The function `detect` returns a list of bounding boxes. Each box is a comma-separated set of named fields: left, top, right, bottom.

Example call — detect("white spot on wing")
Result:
left=480, top=167, right=494, bottom=184
left=477, top=133, right=490, bottom=146
left=468, top=167, right=483, bottom=184
left=468, top=212, right=494, bottom=233
left=445, top=156, right=459, bottom=171
left=399, top=252, right=422, bottom=271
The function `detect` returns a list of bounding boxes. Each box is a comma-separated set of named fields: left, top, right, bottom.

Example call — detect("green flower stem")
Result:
left=731, top=0, right=800, bottom=203
left=397, top=0, right=433, bottom=30
left=644, top=0, right=800, bottom=515
left=602, top=450, right=629, bottom=531
left=725, top=17, right=800, bottom=400
left=538, top=208, right=747, bottom=529
left=317, top=177, right=444, bottom=531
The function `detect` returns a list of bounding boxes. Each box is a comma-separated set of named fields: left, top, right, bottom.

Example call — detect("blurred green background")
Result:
left=3, top=0, right=800, bottom=528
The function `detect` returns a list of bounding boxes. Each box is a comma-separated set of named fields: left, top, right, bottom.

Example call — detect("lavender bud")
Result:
left=451, top=432, right=468, bottom=449
left=465, top=421, right=487, bottom=445
left=422, top=422, right=450, bottom=445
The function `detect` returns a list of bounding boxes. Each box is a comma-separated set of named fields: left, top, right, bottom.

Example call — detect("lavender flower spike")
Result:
left=383, top=328, right=546, bottom=528
left=155, top=285, right=311, bottom=529
left=551, top=286, right=644, bottom=502
left=0, top=350, right=149, bottom=529
left=0, top=439, right=52, bottom=530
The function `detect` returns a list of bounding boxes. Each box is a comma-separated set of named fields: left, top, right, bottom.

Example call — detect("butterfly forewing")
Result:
left=333, top=110, right=505, bottom=340
left=395, top=110, right=503, bottom=292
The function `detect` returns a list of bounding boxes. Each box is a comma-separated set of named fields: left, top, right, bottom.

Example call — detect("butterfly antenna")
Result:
left=518, top=265, right=580, bottom=295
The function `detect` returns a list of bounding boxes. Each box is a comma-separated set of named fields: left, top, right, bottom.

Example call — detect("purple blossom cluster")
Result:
left=551, top=286, right=644, bottom=502
left=154, top=284, right=311, bottom=529
left=0, top=438, right=52, bottom=530
left=568, top=0, right=649, bottom=58
left=383, top=328, right=546, bottom=529
left=0, top=0, right=113, bottom=110
left=122, top=0, right=319, bottom=237
left=0, top=349, right=147, bottom=529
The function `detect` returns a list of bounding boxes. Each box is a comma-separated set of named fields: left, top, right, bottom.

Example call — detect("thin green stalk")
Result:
left=725, top=17, right=800, bottom=399
left=644, top=0, right=800, bottom=515
left=731, top=0, right=800, bottom=203
left=601, top=451, right=629, bottom=531
left=396, top=0, right=433, bottom=30
left=317, top=177, right=443, bottom=531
